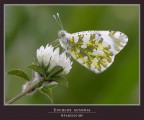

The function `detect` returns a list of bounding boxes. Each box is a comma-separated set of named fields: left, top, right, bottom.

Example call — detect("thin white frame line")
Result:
left=139, top=4, right=141, bottom=106
left=48, top=112, right=96, bottom=113
left=4, top=4, right=140, bottom=6
left=4, top=4, right=141, bottom=106
left=4, top=3, right=6, bottom=105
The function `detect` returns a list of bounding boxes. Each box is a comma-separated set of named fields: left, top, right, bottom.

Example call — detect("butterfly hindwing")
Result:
left=66, top=31, right=128, bottom=73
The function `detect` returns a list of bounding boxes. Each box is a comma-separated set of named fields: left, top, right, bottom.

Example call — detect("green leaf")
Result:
left=7, top=69, right=29, bottom=81
left=52, top=77, right=68, bottom=87
left=33, top=58, right=39, bottom=65
left=59, top=79, right=69, bottom=87
left=27, top=64, right=46, bottom=77
left=47, top=66, right=63, bottom=78
left=39, top=88, right=53, bottom=104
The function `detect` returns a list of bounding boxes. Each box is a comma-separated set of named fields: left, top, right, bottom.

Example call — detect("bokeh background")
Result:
left=5, top=5, right=139, bottom=104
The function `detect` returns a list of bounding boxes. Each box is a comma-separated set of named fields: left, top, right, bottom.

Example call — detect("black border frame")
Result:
left=1, top=0, right=144, bottom=120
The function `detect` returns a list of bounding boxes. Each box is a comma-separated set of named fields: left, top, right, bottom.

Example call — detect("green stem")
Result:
left=6, top=89, right=30, bottom=104
left=6, top=79, right=43, bottom=104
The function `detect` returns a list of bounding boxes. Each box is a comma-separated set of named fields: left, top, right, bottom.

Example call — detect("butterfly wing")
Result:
left=66, top=31, right=128, bottom=74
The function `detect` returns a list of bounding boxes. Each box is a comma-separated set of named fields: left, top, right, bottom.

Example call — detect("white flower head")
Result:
left=36, top=44, right=73, bottom=76
left=37, top=44, right=54, bottom=67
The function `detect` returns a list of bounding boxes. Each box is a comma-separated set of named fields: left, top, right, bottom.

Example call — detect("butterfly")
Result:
left=53, top=13, right=128, bottom=74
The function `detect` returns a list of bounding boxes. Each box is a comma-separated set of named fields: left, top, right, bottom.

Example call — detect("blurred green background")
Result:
left=5, top=5, right=139, bottom=104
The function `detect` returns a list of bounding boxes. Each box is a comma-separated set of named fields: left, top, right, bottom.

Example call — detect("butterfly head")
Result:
left=58, top=30, right=70, bottom=39
left=58, top=30, right=71, bottom=51
left=58, top=30, right=66, bottom=38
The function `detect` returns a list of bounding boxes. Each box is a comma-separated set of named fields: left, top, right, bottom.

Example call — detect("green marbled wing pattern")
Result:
left=67, top=31, right=128, bottom=73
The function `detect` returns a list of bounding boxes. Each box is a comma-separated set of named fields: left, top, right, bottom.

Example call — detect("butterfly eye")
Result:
left=58, top=30, right=66, bottom=38
left=61, top=32, right=65, bottom=37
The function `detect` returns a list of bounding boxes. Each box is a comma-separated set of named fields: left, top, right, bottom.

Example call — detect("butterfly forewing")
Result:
left=66, top=31, right=128, bottom=73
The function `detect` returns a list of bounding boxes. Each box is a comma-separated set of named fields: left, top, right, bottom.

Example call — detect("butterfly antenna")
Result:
left=49, top=39, right=59, bottom=45
left=56, top=13, right=64, bottom=30
left=53, top=13, right=64, bottom=30
left=53, top=43, right=60, bottom=48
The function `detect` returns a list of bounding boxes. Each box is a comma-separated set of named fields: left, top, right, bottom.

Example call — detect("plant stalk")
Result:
left=6, top=79, right=43, bottom=104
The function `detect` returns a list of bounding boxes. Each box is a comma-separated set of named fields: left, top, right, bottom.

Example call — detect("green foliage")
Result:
left=7, top=64, right=66, bottom=103
left=52, top=76, right=68, bottom=87
left=47, top=66, right=63, bottom=78
left=33, top=58, right=39, bottom=66
left=59, top=79, right=68, bottom=88
left=27, top=64, right=46, bottom=77
left=43, top=81, right=58, bottom=88
left=39, top=88, right=53, bottom=103
left=7, top=69, right=29, bottom=81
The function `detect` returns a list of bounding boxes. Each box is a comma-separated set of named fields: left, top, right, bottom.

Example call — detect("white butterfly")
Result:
left=53, top=13, right=128, bottom=74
